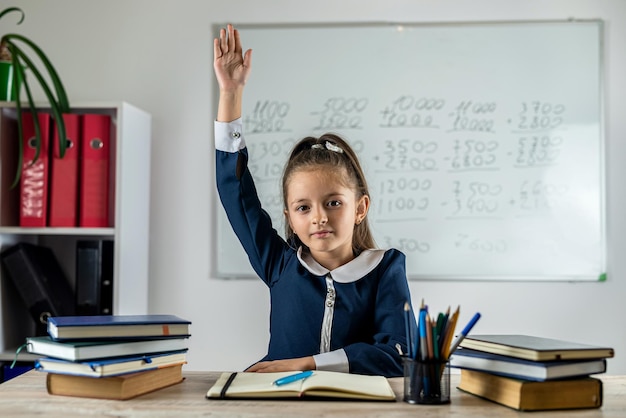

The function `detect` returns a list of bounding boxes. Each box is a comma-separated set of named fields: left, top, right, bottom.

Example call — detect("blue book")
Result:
left=47, top=314, right=191, bottom=341
left=34, top=349, right=188, bottom=377
left=27, top=336, right=189, bottom=361
left=450, top=348, right=606, bottom=381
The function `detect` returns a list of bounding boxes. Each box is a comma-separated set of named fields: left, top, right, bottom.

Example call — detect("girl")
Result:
left=213, top=24, right=416, bottom=377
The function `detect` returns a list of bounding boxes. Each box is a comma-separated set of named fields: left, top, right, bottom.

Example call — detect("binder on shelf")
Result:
left=19, top=111, right=51, bottom=227
left=0, top=243, right=76, bottom=335
left=75, top=240, right=114, bottom=315
left=49, top=113, right=80, bottom=227
left=79, top=114, right=111, bottom=227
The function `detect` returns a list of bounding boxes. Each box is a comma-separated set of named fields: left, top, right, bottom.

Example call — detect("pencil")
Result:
left=426, top=313, right=434, bottom=360
left=441, top=305, right=460, bottom=360
left=404, top=302, right=414, bottom=359
left=437, top=307, right=450, bottom=354
left=432, top=318, right=440, bottom=360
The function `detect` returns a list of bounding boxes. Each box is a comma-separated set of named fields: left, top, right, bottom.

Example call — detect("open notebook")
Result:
left=206, top=370, right=396, bottom=401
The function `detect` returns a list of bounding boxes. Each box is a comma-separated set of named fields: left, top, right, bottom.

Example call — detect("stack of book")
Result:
left=27, top=314, right=191, bottom=400
left=450, top=334, right=614, bottom=411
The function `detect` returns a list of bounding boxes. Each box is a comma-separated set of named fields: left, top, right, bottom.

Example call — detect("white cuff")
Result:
left=215, top=118, right=245, bottom=153
left=313, top=349, right=349, bottom=373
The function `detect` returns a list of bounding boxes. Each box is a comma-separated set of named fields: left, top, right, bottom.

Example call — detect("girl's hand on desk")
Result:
left=246, top=356, right=316, bottom=373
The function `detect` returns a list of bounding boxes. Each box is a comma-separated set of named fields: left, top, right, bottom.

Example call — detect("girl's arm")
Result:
left=213, top=24, right=252, bottom=122
left=344, top=250, right=415, bottom=377
left=214, top=26, right=290, bottom=284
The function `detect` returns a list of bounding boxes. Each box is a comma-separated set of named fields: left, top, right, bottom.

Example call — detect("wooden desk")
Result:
left=1, top=370, right=625, bottom=417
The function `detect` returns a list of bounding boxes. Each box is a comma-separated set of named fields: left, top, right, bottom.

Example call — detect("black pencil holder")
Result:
left=403, top=358, right=451, bottom=405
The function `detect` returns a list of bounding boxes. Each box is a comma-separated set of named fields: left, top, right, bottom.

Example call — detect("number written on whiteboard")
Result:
left=311, top=97, right=368, bottom=130
left=244, top=100, right=290, bottom=134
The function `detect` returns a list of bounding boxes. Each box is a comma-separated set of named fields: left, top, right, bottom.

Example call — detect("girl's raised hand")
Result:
left=213, top=24, right=252, bottom=93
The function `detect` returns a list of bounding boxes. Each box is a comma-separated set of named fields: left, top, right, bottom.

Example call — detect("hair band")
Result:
left=311, top=141, right=344, bottom=154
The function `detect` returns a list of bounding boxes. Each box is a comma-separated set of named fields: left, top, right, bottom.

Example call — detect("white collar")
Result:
left=296, top=247, right=386, bottom=283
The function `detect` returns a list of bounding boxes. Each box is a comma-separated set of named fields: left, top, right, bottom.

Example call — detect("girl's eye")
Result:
left=296, top=205, right=309, bottom=212
left=327, top=200, right=342, bottom=208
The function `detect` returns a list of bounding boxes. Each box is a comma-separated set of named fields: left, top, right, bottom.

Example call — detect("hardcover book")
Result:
left=450, top=348, right=606, bottom=381
left=34, top=349, right=187, bottom=378
left=46, top=363, right=184, bottom=400
left=47, top=314, right=191, bottom=340
left=207, top=370, right=396, bottom=401
left=26, top=336, right=189, bottom=362
left=459, top=335, right=614, bottom=361
left=457, top=369, right=603, bottom=411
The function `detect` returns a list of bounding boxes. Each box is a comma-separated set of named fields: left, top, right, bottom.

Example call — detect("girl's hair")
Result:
left=282, top=133, right=376, bottom=254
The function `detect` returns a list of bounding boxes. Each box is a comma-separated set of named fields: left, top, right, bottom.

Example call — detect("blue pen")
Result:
left=273, top=370, right=314, bottom=386
left=418, top=308, right=428, bottom=360
left=448, top=312, right=481, bottom=354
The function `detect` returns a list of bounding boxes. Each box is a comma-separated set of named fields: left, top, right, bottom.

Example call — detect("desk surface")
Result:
left=1, top=370, right=625, bottom=418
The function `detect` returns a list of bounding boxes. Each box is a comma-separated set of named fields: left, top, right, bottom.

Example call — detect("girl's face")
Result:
left=284, top=167, right=369, bottom=271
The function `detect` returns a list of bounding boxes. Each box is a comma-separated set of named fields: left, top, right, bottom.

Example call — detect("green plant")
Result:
left=0, top=6, right=70, bottom=187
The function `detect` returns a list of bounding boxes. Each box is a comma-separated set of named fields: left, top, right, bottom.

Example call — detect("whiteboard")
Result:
left=214, top=21, right=605, bottom=281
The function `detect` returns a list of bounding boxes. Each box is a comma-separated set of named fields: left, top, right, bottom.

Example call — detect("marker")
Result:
left=448, top=312, right=481, bottom=354
left=273, top=370, right=314, bottom=386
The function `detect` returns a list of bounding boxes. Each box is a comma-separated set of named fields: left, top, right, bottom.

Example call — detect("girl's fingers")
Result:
left=233, top=28, right=242, bottom=53
left=213, top=38, right=221, bottom=59
left=217, top=27, right=227, bottom=54
left=227, top=24, right=235, bottom=51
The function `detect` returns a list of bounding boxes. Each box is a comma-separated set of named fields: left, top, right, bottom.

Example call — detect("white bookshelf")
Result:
left=0, top=102, right=151, bottom=361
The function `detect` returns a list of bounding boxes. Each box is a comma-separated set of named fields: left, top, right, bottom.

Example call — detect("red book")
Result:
left=79, top=114, right=112, bottom=227
left=49, top=114, right=80, bottom=227
left=19, top=112, right=51, bottom=227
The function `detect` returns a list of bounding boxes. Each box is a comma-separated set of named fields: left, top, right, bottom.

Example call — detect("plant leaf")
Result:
left=19, top=58, right=43, bottom=164
left=0, top=7, right=25, bottom=24
left=9, top=44, right=23, bottom=189
left=3, top=34, right=70, bottom=111
left=5, top=39, right=68, bottom=158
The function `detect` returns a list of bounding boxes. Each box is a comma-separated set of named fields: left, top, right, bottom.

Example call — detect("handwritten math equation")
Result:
left=243, top=95, right=594, bottom=256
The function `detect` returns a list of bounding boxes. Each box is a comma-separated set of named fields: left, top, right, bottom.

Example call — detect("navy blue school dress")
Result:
left=215, top=119, right=416, bottom=377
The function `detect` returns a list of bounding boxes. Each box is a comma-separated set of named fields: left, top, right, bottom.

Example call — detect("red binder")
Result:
left=49, top=113, right=80, bottom=227
left=79, top=114, right=112, bottom=227
left=19, top=112, right=51, bottom=227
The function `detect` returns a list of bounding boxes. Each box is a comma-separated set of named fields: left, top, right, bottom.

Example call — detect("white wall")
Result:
left=5, top=0, right=626, bottom=373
